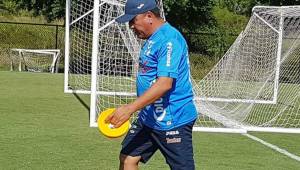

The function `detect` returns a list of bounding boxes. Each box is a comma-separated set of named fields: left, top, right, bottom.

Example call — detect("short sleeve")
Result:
left=157, top=39, right=183, bottom=79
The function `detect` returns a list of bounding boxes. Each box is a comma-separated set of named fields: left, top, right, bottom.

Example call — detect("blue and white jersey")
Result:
left=137, top=22, right=198, bottom=130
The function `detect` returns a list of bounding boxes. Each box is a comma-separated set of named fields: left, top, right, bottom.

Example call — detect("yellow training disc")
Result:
left=98, top=108, right=130, bottom=138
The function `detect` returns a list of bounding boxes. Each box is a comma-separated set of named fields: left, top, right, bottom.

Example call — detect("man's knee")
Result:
left=119, top=154, right=141, bottom=166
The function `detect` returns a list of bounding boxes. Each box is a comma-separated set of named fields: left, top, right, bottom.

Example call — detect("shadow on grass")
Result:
left=72, top=93, right=90, bottom=112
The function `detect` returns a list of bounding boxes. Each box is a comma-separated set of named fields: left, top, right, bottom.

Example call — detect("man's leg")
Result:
left=151, top=120, right=196, bottom=170
left=120, top=120, right=158, bottom=169
left=119, top=154, right=141, bottom=170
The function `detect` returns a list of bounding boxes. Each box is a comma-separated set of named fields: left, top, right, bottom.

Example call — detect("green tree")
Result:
left=259, top=0, right=300, bottom=5
left=45, top=0, right=65, bottom=21
left=218, top=0, right=258, bottom=15
left=218, top=0, right=300, bottom=16
left=163, top=0, right=215, bottom=32
left=11, top=0, right=65, bottom=21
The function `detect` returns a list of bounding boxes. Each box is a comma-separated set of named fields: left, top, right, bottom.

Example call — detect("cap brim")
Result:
left=115, top=14, right=137, bottom=23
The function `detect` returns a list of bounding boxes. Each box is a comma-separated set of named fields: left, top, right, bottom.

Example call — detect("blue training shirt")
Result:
left=137, top=22, right=198, bottom=130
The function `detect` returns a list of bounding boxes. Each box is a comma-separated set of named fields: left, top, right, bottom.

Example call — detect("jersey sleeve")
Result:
left=157, top=39, right=183, bottom=79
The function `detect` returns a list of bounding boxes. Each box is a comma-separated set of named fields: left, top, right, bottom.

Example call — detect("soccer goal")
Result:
left=64, top=1, right=300, bottom=133
left=193, top=6, right=300, bottom=133
left=64, top=0, right=164, bottom=125
left=11, top=49, right=61, bottom=73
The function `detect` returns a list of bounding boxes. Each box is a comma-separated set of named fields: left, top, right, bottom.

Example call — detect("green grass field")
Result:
left=0, top=71, right=300, bottom=170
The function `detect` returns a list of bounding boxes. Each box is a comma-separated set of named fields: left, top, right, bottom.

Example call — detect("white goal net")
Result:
left=65, top=0, right=164, bottom=126
left=11, top=49, right=61, bottom=73
left=193, top=6, right=300, bottom=133
left=65, top=2, right=300, bottom=133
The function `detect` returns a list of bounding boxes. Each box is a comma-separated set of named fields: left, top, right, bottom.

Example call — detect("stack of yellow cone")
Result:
left=98, top=108, right=130, bottom=138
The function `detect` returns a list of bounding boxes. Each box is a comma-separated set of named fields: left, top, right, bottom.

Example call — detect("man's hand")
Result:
left=105, top=104, right=134, bottom=128
left=105, top=77, right=173, bottom=128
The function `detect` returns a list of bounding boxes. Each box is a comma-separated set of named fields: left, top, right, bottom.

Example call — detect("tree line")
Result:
left=1, top=0, right=300, bottom=31
left=1, top=0, right=300, bottom=57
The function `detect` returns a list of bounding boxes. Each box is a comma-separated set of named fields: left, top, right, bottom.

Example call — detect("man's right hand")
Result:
left=105, top=104, right=134, bottom=128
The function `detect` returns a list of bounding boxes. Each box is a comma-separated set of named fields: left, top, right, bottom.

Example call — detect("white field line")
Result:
left=243, top=133, right=300, bottom=162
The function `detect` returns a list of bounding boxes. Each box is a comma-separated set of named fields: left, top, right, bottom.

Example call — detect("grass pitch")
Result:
left=0, top=71, right=299, bottom=170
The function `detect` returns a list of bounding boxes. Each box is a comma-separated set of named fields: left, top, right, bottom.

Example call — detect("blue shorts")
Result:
left=121, top=119, right=195, bottom=170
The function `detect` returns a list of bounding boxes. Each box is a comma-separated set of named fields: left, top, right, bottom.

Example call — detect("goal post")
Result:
left=11, top=49, right=61, bottom=73
left=64, top=0, right=163, bottom=127
left=193, top=6, right=300, bottom=133
left=64, top=2, right=300, bottom=133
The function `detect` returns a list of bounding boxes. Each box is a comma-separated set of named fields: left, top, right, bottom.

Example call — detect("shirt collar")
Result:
left=148, top=22, right=169, bottom=41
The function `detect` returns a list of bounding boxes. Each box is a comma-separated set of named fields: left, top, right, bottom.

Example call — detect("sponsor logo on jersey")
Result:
left=153, top=97, right=166, bottom=121
left=166, top=42, right=173, bottom=67
left=144, top=40, right=154, bottom=56
left=139, top=60, right=152, bottom=73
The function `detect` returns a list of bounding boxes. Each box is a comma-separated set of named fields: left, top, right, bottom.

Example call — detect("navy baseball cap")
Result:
left=116, top=0, right=157, bottom=23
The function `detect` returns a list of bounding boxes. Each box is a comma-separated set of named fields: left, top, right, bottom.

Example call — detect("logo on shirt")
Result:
left=144, top=40, right=154, bottom=56
left=166, top=42, right=173, bottom=67
left=139, top=60, right=152, bottom=73
left=153, top=98, right=166, bottom=121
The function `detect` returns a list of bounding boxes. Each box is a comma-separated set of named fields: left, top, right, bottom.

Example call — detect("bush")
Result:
left=0, top=0, right=19, bottom=14
left=189, top=53, right=216, bottom=80
left=184, top=6, right=248, bottom=59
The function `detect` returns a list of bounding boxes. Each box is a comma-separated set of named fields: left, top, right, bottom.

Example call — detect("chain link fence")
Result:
left=0, top=21, right=239, bottom=77
left=0, top=22, right=65, bottom=72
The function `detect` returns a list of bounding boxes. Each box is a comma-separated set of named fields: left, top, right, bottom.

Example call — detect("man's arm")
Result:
left=106, top=77, right=173, bottom=128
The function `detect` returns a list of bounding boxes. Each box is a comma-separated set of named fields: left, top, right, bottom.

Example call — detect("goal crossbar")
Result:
left=64, top=2, right=300, bottom=133
left=11, top=48, right=60, bottom=73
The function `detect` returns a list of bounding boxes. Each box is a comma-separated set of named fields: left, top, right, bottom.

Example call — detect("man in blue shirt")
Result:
left=106, top=0, right=198, bottom=169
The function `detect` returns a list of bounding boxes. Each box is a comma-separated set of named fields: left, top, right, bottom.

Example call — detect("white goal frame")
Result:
left=64, top=2, right=300, bottom=133
left=193, top=6, right=300, bottom=133
left=11, top=48, right=61, bottom=73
